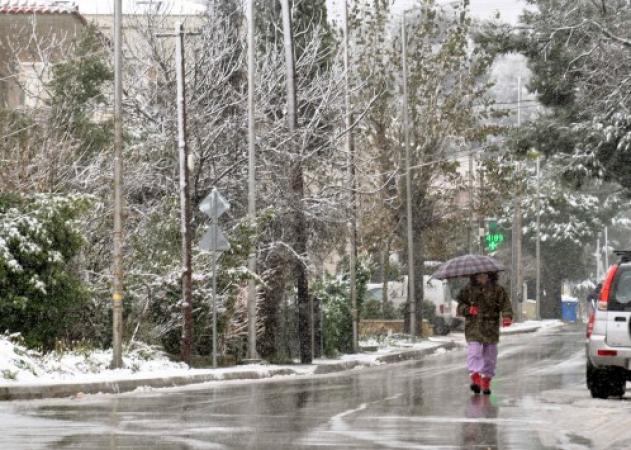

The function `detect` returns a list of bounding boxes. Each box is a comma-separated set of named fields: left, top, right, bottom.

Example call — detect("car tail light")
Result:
left=597, top=349, right=618, bottom=357
left=586, top=311, right=595, bottom=338
left=599, top=264, right=619, bottom=311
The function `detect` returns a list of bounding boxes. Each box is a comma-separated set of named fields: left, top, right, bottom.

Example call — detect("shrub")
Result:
left=313, top=257, right=371, bottom=356
left=0, top=193, right=90, bottom=349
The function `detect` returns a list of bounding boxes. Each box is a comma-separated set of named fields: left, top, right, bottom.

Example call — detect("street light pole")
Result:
left=468, top=152, right=474, bottom=254
left=511, top=76, right=523, bottom=321
left=343, top=0, right=359, bottom=353
left=111, top=0, right=124, bottom=370
left=535, top=155, right=541, bottom=320
left=401, top=12, right=417, bottom=340
left=604, top=227, right=609, bottom=269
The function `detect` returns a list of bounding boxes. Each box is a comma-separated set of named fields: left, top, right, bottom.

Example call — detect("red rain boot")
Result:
left=481, top=376, right=492, bottom=395
left=470, top=373, right=481, bottom=394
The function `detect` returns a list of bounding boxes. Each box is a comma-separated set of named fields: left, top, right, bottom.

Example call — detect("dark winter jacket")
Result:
left=456, top=283, right=513, bottom=344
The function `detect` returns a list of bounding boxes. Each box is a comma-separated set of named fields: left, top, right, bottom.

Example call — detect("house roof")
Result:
left=1, top=0, right=76, bottom=14
left=0, top=0, right=207, bottom=17
left=0, top=1, right=87, bottom=23
left=74, top=0, right=207, bottom=16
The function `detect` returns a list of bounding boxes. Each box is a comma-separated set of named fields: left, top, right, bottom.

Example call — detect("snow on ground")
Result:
left=0, top=334, right=188, bottom=385
left=0, top=320, right=564, bottom=388
left=505, top=319, right=565, bottom=334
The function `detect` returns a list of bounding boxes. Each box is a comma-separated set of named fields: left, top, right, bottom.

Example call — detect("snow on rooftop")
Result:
left=0, top=0, right=79, bottom=14
left=74, top=0, right=207, bottom=15
left=1, top=0, right=208, bottom=15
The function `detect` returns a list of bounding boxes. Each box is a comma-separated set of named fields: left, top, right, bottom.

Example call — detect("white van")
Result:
left=365, top=276, right=461, bottom=335
left=423, top=275, right=461, bottom=335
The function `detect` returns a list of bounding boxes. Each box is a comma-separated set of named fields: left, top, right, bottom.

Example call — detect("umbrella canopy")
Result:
left=432, top=254, right=504, bottom=280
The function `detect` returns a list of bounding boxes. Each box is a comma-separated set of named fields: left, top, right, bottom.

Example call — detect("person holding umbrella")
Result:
left=456, top=272, right=512, bottom=395
left=432, top=255, right=513, bottom=395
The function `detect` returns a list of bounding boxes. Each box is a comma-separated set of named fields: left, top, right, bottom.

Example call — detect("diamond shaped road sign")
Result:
left=199, top=189, right=230, bottom=219
left=199, top=224, right=231, bottom=252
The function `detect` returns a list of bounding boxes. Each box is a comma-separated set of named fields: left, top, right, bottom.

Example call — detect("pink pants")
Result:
left=467, top=341, right=498, bottom=378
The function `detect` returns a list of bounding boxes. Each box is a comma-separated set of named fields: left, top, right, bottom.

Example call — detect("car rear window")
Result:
left=610, top=268, right=631, bottom=311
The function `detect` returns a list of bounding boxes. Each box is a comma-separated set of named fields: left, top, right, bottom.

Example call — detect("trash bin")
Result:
left=561, top=297, right=579, bottom=323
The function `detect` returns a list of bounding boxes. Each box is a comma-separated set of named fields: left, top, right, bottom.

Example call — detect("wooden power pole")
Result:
left=156, top=23, right=197, bottom=364
left=111, top=0, right=124, bottom=369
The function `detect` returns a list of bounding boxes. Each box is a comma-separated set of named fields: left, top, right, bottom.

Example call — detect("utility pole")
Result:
left=246, top=0, right=259, bottom=362
left=175, top=22, right=193, bottom=365
left=596, top=237, right=603, bottom=280
left=511, top=76, right=523, bottom=321
left=401, top=12, right=417, bottom=340
left=111, top=0, right=124, bottom=370
left=517, top=75, right=522, bottom=128
left=343, top=0, right=359, bottom=353
left=156, top=23, right=198, bottom=364
left=535, top=155, right=541, bottom=320
left=468, top=152, right=474, bottom=254
left=280, top=0, right=312, bottom=364
left=604, top=227, right=609, bottom=269
left=515, top=203, right=523, bottom=321
left=478, top=164, right=485, bottom=254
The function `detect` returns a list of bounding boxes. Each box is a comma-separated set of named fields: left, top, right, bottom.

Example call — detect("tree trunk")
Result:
left=281, top=0, right=312, bottom=364
left=258, top=255, right=286, bottom=358
left=381, top=242, right=390, bottom=316
left=413, top=230, right=424, bottom=336
left=541, top=259, right=562, bottom=319
left=291, top=163, right=312, bottom=363
left=313, top=295, right=322, bottom=358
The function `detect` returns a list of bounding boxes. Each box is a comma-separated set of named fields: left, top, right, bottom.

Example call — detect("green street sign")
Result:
left=485, top=232, right=504, bottom=252
left=484, top=218, right=504, bottom=252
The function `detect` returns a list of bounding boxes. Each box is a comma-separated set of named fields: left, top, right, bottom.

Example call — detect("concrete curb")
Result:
left=376, top=342, right=458, bottom=364
left=501, top=325, right=542, bottom=335
left=313, top=360, right=366, bottom=375
left=0, top=368, right=296, bottom=401
left=313, top=342, right=458, bottom=374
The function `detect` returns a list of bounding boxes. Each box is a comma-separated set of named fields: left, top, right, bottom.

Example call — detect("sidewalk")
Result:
left=0, top=320, right=564, bottom=401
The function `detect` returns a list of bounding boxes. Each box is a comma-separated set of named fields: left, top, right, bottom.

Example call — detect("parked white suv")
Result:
left=586, top=251, right=631, bottom=398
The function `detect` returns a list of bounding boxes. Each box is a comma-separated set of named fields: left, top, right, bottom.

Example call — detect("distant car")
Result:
left=423, top=276, right=462, bottom=335
left=365, top=277, right=461, bottom=335
left=586, top=251, right=631, bottom=398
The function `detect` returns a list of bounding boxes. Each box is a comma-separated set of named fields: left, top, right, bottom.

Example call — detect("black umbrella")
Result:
left=432, top=254, right=504, bottom=280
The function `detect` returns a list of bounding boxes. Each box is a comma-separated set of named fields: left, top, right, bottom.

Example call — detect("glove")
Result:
left=502, top=317, right=512, bottom=328
left=468, top=305, right=479, bottom=316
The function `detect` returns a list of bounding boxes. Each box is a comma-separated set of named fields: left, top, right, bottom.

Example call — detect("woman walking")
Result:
left=456, top=272, right=512, bottom=395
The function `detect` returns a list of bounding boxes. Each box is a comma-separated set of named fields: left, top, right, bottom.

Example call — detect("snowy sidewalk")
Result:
left=0, top=320, right=565, bottom=401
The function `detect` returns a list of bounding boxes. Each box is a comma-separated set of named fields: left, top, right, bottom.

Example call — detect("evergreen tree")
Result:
left=479, top=0, right=631, bottom=190
left=0, top=194, right=91, bottom=349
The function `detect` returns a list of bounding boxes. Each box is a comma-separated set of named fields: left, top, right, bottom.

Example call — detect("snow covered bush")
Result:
left=0, top=193, right=91, bottom=349
left=0, top=332, right=185, bottom=382
left=313, top=258, right=371, bottom=356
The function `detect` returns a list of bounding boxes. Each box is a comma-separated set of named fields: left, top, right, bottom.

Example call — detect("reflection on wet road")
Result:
left=0, top=326, right=585, bottom=449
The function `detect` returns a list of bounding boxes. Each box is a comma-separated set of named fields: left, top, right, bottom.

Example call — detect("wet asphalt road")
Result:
left=0, top=325, right=586, bottom=449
